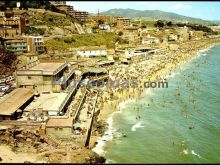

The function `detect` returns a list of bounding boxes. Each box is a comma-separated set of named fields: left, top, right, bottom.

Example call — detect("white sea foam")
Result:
left=131, top=121, right=144, bottom=131
left=92, top=113, right=116, bottom=155
left=196, top=44, right=216, bottom=57
left=183, top=149, right=189, bottom=155
left=191, top=150, right=202, bottom=158
left=106, top=159, right=117, bottom=163
left=92, top=99, right=134, bottom=156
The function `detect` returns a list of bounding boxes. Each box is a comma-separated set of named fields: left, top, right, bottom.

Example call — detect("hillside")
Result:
left=99, top=8, right=213, bottom=25
left=44, top=33, right=116, bottom=53
left=211, top=20, right=220, bottom=25
left=28, top=10, right=77, bottom=35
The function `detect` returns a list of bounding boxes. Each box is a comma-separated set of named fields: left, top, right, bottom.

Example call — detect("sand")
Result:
left=91, top=37, right=220, bottom=151
left=0, top=145, right=45, bottom=163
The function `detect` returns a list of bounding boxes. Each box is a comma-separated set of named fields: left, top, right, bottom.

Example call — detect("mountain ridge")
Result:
left=94, top=8, right=216, bottom=25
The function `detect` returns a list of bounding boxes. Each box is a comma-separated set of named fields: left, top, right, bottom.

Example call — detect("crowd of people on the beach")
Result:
left=94, top=38, right=220, bottom=122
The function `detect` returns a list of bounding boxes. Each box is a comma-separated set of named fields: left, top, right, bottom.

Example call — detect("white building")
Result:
left=77, top=46, right=107, bottom=57
left=142, top=35, right=160, bottom=45
left=99, top=24, right=111, bottom=32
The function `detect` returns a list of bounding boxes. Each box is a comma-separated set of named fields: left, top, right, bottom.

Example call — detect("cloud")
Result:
left=171, top=3, right=192, bottom=10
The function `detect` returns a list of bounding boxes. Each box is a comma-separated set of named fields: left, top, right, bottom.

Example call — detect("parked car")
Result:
left=5, top=87, right=15, bottom=94
left=0, top=83, right=6, bottom=89
left=0, top=92, right=5, bottom=98
left=0, top=78, right=6, bottom=83
left=6, top=76, right=14, bottom=82
left=1, top=85, right=9, bottom=92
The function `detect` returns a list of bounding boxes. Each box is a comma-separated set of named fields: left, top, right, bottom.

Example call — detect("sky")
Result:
left=66, top=1, right=220, bottom=21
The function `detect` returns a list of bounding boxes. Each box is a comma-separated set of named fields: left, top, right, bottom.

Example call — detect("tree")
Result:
left=0, top=46, right=16, bottom=66
left=0, top=45, right=17, bottom=75
left=24, top=27, right=45, bottom=35
left=154, top=20, right=164, bottom=28
left=98, top=19, right=104, bottom=25
left=118, top=31, right=123, bottom=36
left=166, top=21, right=173, bottom=27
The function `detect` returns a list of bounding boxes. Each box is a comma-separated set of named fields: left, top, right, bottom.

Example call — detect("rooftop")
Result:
left=46, top=117, right=73, bottom=128
left=30, top=62, right=66, bottom=75
left=24, top=92, right=68, bottom=115
left=0, top=88, right=34, bottom=116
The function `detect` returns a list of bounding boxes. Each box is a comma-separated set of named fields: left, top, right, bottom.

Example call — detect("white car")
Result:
left=81, top=78, right=89, bottom=86
left=1, top=86, right=9, bottom=92
left=6, top=76, right=14, bottom=82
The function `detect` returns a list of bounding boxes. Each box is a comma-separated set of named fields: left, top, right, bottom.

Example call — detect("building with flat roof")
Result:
left=0, top=16, right=25, bottom=38
left=46, top=117, right=74, bottom=138
left=24, top=92, right=68, bottom=116
left=24, top=36, right=44, bottom=54
left=16, top=62, right=75, bottom=93
left=0, top=88, right=34, bottom=120
left=77, top=46, right=107, bottom=57
left=2, top=37, right=28, bottom=54
left=113, top=16, right=131, bottom=28
left=73, top=11, right=89, bottom=22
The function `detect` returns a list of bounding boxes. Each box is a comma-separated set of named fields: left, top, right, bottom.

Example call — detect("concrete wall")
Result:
left=16, top=74, right=53, bottom=92
left=46, top=127, right=73, bottom=138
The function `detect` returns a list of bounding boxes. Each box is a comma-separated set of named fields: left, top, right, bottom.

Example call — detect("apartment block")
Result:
left=16, top=62, right=75, bottom=93
left=113, top=16, right=131, bottom=28
left=2, top=37, right=27, bottom=54
left=0, top=16, right=25, bottom=38
left=73, top=11, right=89, bottom=22
left=24, top=36, right=44, bottom=54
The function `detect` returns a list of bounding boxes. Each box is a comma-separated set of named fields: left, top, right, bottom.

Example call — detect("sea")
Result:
left=92, top=44, right=220, bottom=163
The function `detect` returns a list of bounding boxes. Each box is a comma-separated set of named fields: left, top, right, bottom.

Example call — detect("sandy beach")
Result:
left=91, top=37, right=220, bottom=152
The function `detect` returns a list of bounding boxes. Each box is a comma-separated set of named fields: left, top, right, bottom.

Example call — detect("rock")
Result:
left=26, top=138, right=32, bottom=143
left=14, top=128, right=24, bottom=135
left=24, top=161, right=31, bottom=163
left=33, top=142, right=41, bottom=148
left=15, top=134, right=26, bottom=142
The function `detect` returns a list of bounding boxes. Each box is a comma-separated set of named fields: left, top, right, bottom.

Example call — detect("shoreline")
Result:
left=91, top=38, right=220, bottom=160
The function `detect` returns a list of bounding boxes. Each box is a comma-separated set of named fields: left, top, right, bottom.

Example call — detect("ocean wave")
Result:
left=131, top=121, right=144, bottom=131
left=92, top=99, right=133, bottom=155
left=106, top=159, right=117, bottom=163
left=117, top=99, right=134, bottom=111
left=191, top=150, right=202, bottom=158
left=183, top=149, right=189, bottom=155
left=196, top=44, right=216, bottom=57
left=92, top=114, right=116, bottom=155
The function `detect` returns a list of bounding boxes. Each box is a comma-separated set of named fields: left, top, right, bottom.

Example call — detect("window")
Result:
left=28, top=76, right=31, bottom=79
